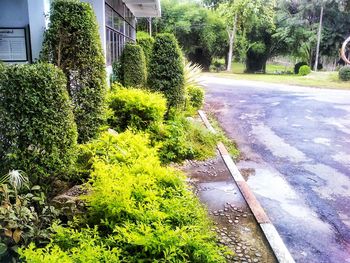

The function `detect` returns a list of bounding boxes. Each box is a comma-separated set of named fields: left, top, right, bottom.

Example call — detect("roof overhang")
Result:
left=123, top=0, right=161, bottom=17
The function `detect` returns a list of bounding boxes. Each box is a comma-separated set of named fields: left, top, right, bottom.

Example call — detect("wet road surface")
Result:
left=202, top=76, right=350, bottom=263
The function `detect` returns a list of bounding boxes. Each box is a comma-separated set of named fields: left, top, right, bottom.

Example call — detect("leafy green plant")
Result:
left=339, top=66, right=350, bottom=81
left=41, top=0, right=107, bottom=143
left=107, top=86, right=167, bottom=131
left=0, top=171, right=59, bottom=262
left=148, top=33, right=185, bottom=110
left=294, top=62, right=308, bottom=74
left=152, top=116, right=218, bottom=163
left=120, top=42, right=147, bottom=87
left=298, top=65, right=311, bottom=76
left=136, top=31, right=154, bottom=67
left=0, top=63, right=77, bottom=185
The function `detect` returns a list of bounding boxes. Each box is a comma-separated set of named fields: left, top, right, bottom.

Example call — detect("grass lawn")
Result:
left=206, top=62, right=350, bottom=90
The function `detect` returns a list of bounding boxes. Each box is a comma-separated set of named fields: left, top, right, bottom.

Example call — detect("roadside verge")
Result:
left=198, top=110, right=295, bottom=263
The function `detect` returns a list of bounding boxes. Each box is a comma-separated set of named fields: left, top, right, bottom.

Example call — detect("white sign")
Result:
left=0, top=28, right=27, bottom=61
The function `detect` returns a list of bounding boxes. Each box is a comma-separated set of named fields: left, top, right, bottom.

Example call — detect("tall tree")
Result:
left=274, top=0, right=350, bottom=68
left=217, top=0, right=275, bottom=72
left=138, top=0, right=227, bottom=70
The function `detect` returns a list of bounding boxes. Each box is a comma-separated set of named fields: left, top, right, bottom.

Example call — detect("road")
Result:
left=202, top=76, right=350, bottom=263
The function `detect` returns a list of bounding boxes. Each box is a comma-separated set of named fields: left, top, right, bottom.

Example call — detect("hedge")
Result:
left=0, top=63, right=77, bottom=184
left=339, top=66, right=350, bottom=81
left=136, top=31, right=154, bottom=66
left=107, top=86, right=167, bottom=131
left=41, top=0, right=107, bottom=143
left=148, top=33, right=185, bottom=110
left=120, top=42, right=147, bottom=87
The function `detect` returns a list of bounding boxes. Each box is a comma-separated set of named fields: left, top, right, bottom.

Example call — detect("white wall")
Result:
left=27, top=0, right=48, bottom=61
left=0, top=0, right=29, bottom=27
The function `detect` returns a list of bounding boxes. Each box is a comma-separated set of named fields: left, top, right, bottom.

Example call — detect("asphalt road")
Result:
left=202, top=76, right=350, bottom=263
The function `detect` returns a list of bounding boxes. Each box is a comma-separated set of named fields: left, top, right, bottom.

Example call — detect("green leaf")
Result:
left=0, top=242, right=7, bottom=255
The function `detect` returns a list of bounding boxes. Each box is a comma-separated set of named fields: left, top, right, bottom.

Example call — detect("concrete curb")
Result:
left=198, top=110, right=295, bottom=263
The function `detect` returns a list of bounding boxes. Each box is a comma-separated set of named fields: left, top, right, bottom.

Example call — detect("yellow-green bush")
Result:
left=107, top=86, right=167, bottom=131
left=19, top=131, right=228, bottom=262
left=298, top=65, right=311, bottom=76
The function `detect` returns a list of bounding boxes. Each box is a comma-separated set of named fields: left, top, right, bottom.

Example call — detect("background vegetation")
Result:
left=40, top=0, right=107, bottom=143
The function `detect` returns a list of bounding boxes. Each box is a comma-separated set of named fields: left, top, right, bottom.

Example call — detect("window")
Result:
left=105, top=0, right=135, bottom=65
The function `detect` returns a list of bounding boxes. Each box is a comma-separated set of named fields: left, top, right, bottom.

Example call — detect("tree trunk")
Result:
left=226, top=14, right=237, bottom=72
left=314, top=5, right=324, bottom=71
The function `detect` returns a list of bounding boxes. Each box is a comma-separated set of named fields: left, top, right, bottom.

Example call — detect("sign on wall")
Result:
left=0, top=28, right=28, bottom=62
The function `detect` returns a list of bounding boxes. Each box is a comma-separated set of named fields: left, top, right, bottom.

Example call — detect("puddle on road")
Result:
left=181, top=154, right=276, bottom=263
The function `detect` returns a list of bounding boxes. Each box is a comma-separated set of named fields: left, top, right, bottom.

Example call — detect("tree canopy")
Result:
left=138, top=0, right=350, bottom=72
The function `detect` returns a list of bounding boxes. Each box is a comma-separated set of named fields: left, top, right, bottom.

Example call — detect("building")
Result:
left=0, top=0, right=160, bottom=73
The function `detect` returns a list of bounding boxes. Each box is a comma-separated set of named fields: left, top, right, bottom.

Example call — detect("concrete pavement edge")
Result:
left=198, top=110, right=295, bottom=263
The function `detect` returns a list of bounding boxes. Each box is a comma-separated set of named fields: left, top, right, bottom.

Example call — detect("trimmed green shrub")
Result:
left=41, top=0, right=107, bottom=143
left=294, top=62, right=308, bottom=74
left=339, top=66, right=350, bottom=81
left=136, top=31, right=154, bottom=66
left=0, top=63, right=77, bottom=184
left=148, top=33, right=185, bottom=109
left=107, top=86, right=167, bottom=131
left=186, top=85, right=205, bottom=111
left=298, top=65, right=311, bottom=76
left=120, top=42, right=147, bottom=87
left=19, top=131, right=229, bottom=262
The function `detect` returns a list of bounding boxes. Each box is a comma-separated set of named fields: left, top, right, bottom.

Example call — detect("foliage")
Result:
left=19, top=131, right=229, bottom=262
left=136, top=31, right=155, bottom=67
left=184, top=62, right=203, bottom=88
left=152, top=116, right=218, bottom=163
left=217, top=0, right=276, bottom=72
left=110, top=61, right=122, bottom=84
left=41, top=0, right=107, bottom=143
left=274, top=0, right=350, bottom=65
left=142, top=0, right=227, bottom=69
left=0, top=63, right=77, bottom=185
left=339, top=66, right=350, bottom=81
left=19, top=226, right=121, bottom=263
left=120, top=42, right=147, bottom=87
left=210, top=58, right=226, bottom=72
left=107, top=86, right=167, bottom=132
left=183, top=62, right=205, bottom=113
left=0, top=172, right=59, bottom=262
left=186, top=85, right=205, bottom=112
left=298, top=65, right=311, bottom=76
left=148, top=33, right=185, bottom=110
left=294, top=62, right=308, bottom=74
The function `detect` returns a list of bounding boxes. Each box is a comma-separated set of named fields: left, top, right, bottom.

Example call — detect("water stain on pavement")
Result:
left=181, top=154, right=277, bottom=263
